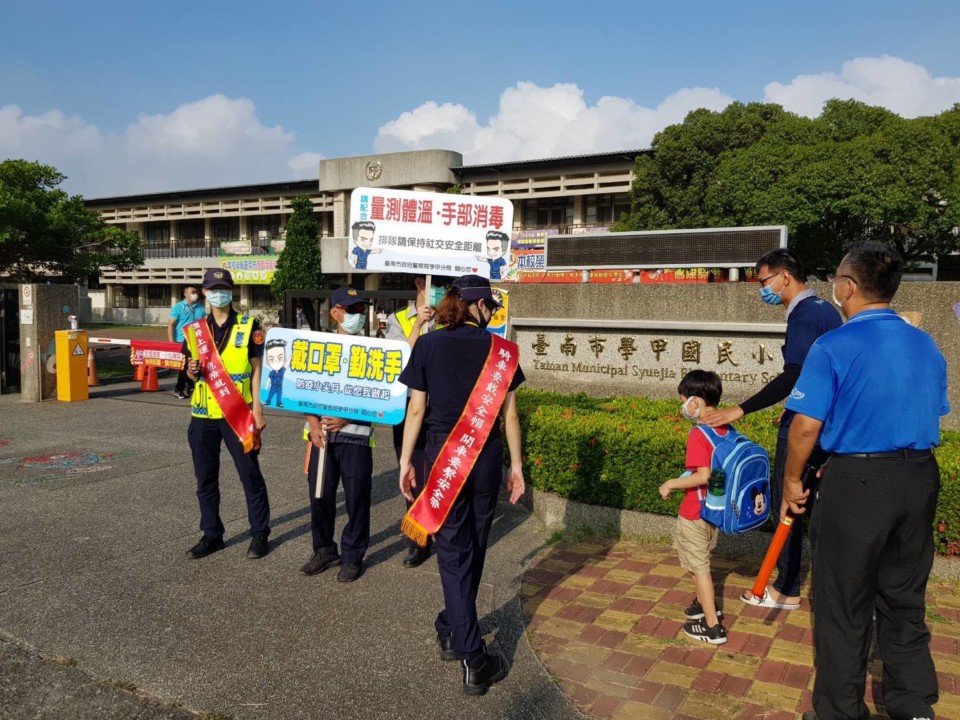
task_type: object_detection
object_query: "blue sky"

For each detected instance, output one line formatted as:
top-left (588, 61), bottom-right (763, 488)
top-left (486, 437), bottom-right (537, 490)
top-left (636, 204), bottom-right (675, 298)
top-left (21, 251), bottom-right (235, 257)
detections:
top-left (2, 0), bottom-right (959, 197)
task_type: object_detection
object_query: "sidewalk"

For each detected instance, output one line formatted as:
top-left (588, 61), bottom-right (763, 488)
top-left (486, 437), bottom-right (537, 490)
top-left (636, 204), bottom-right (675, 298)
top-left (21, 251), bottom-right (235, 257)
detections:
top-left (522, 536), bottom-right (960, 720)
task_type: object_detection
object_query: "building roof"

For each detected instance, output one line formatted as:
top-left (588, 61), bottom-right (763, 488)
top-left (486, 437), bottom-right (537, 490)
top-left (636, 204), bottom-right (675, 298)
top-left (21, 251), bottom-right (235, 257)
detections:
top-left (84, 148), bottom-right (650, 206)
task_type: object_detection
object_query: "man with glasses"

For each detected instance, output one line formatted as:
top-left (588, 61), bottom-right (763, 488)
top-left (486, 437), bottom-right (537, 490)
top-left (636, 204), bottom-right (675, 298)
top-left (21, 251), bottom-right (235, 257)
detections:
top-left (784, 242), bottom-right (947, 720)
top-left (700, 248), bottom-right (841, 610)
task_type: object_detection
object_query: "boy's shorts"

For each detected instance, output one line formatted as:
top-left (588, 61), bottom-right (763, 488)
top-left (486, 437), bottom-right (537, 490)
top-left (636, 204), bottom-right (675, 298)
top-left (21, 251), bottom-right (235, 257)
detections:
top-left (673, 516), bottom-right (718, 575)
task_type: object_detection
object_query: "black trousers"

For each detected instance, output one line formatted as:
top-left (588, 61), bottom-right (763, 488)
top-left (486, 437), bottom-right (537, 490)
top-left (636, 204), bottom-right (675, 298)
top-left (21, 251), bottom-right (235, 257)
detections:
top-left (307, 441), bottom-right (373, 565)
top-left (810, 453), bottom-right (940, 720)
top-left (393, 421), bottom-right (429, 550)
top-left (427, 433), bottom-right (503, 664)
top-left (175, 364), bottom-right (194, 395)
top-left (188, 418), bottom-right (270, 540)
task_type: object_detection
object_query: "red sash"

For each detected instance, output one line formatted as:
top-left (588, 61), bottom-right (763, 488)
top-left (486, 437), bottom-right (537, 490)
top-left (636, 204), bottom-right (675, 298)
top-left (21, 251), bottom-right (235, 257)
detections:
top-left (187, 320), bottom-right (258, 453)
top-left (401, 333), bottom-right (520, 546)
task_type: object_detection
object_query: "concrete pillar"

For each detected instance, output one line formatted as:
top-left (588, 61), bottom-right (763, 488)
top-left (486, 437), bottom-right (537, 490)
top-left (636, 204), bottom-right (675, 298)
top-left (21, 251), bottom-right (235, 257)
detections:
top-left (332, 191), bottom-right (349, 237)
top-left (19, 284), bottom-right (81, 403)
top-left (573, 196), bottom-right (584, 229)
top-left (239, 215), bottom-right (249, 241)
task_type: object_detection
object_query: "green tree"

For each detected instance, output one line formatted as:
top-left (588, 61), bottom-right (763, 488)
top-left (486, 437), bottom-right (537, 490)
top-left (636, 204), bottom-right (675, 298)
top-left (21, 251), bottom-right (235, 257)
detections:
top-left (271, 195), bottom-right (322, 299)
top-left (616, 100), bottom-right (960, 274)
top-left (0, 159), bottom-right (143, 281)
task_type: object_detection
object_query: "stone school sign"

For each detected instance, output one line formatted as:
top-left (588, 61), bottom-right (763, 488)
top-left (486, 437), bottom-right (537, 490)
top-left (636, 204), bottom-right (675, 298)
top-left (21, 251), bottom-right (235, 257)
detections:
top-left (504, 282), bottom-right (960, 429)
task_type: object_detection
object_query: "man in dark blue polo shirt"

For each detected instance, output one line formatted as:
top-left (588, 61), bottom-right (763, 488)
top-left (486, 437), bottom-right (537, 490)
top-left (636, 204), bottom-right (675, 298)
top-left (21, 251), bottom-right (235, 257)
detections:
top-left (783, 242), bottom-right (949, 720)
top-left (701, 248), bottom-right (841, 609)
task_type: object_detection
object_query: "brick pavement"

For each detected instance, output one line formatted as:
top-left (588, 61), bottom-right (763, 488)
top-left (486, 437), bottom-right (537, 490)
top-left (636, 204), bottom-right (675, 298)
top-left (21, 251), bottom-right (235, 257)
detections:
top-left (522, 536), bottom-right (960, 720)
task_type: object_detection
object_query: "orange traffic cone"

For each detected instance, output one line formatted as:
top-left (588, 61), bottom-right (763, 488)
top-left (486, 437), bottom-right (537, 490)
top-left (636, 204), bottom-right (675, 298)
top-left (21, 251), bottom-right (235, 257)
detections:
top-left (141, 365), bottom-right (159, 392)
top-left (87, 351), bottom-right (100, 386)
top-left (133, 363), bottom-right (145, 382)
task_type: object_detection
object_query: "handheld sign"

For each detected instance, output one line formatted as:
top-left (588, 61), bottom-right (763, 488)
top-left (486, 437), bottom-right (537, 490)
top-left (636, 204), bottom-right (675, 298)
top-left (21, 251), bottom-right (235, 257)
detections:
top-left (348, 187), bottom-right (514, 280)
top-left (258, 327), bottom-right (410, 425)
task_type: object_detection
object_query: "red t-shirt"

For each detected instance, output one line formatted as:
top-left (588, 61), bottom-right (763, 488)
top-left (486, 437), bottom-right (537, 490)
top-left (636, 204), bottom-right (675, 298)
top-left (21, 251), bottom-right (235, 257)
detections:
top-left (677, 425), bottom-right (729, 520)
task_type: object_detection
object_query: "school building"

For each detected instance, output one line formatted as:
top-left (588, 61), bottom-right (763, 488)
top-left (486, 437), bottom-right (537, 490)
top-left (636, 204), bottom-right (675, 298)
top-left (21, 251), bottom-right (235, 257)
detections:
top-left (83, 148), bottom-right (640, 324)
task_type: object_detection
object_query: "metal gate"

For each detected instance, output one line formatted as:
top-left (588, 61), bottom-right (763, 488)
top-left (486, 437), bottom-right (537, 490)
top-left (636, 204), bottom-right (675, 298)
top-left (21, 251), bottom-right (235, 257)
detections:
top-left (0, 285), bottom-right (20, 394)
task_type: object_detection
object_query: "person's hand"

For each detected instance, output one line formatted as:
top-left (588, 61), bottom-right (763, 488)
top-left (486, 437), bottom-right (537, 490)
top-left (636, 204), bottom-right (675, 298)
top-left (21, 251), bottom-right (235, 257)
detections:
top-left (188, 359), bottom-right (201, 376)
top-left (399, 460), bottom-right (417, 502)
top-left (308, 424), bottom-right (326, 449)
top-left (252, 407), bottom-right (266, 432)
top-left (321, 416), bottom-right (348, 433)
top-left (507, 465), bottom-right (525, 504)
top-left (658, 479), bottom-right (674, 500)
top-left (415, 305), bottom-right (435, 326)
top-left (773, 408), bottom-right (786, 426)
top-left (782, 478), bottom-right (810, 516)
top-left (698, 405), bottom-right (744, 428)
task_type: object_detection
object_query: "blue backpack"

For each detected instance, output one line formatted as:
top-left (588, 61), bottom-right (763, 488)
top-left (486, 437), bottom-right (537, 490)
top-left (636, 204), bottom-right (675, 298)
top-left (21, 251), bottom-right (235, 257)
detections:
top-left (695, 425), bottom-right (771, 534)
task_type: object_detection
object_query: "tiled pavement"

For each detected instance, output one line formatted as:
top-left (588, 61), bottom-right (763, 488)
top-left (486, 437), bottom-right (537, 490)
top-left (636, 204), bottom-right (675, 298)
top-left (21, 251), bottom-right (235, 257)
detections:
top-left (522, 536), bottom-right (960, 720)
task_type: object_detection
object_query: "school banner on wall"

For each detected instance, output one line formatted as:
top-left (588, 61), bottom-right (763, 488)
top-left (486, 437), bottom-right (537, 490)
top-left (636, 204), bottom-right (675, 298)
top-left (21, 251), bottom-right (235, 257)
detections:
top-left (218, 256), bottom-right (277, 285)
top-left (258, 327), bottom-right (410, 425)
top-left (348, 187), bottom-right (514, 279)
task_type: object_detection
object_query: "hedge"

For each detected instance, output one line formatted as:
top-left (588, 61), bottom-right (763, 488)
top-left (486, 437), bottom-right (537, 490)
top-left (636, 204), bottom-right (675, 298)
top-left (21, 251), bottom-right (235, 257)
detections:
top-left (516, 388), bottom-right (960, 555)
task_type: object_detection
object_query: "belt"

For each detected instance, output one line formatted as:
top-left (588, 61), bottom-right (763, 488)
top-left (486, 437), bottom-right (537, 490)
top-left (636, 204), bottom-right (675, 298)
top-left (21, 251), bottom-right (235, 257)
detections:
top-left (832, 449), bottom-right (933, 459)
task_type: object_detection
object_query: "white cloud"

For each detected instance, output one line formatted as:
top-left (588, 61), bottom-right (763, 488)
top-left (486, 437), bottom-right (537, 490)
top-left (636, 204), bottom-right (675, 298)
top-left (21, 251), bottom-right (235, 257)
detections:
top-left (0, 95), bottom-right (323, 197)
top-left (375, 81), bottom-right (733, 163)
top-left (763, 56), bottom-right (960, 118)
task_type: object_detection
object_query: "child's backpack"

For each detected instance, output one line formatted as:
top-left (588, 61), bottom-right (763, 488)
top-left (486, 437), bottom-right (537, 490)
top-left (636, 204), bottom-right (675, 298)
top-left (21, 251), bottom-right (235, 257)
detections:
top-left (695, 425), bottom-right (770, 534)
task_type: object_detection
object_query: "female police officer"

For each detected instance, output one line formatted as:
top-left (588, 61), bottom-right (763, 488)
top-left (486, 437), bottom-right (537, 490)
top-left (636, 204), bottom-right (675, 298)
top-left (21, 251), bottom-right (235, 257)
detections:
top-left (397, 274), bottom-right (526, 696)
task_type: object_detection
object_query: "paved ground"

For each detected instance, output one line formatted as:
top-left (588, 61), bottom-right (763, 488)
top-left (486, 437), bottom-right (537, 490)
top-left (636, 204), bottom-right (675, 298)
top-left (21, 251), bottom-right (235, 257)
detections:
top-left (523, 536), bottom-right (960, 720)
top-left (0, 380), bottom-right (580, 720)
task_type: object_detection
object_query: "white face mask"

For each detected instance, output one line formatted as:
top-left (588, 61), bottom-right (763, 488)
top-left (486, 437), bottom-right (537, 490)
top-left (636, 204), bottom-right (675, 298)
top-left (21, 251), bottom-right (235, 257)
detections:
top-left (681, 396), bottom-right (701, 421)
top-left (831, 284), bottom-right (844, 309)
top-left (187, 292), bottom-right (199, 303)
top-left (206, 289), bottom-right (233, 308)
top-left (339, 312), bottom-right (365, 335)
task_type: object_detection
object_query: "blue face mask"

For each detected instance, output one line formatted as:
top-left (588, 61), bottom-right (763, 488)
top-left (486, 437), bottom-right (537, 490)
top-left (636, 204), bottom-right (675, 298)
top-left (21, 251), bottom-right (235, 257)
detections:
top-left (428, 286), bottom-right (445, 307)
top-left (339, 312), bottom-right (365, 335)
top-left (206, 289), bottom-right (233, 308)
top-left (759, 285), bottom-right (782, 305)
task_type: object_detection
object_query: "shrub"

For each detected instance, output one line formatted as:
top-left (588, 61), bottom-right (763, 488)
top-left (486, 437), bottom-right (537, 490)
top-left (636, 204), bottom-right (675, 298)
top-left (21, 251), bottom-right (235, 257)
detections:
top-left (517, 388), bottom-right (960, 555)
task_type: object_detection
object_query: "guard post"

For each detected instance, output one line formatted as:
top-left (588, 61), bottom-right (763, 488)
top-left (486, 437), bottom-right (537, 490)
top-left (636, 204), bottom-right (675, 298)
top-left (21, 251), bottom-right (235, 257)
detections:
top-left (55, 329), bottom-right (89, 402)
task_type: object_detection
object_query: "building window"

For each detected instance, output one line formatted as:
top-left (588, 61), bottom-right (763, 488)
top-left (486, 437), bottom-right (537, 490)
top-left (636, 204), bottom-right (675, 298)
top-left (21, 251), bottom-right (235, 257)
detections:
top-left (585, 193), bottom-right (631, 225)
top-left (146, 285), bottom-right (171, 307)
top-left (177, 219), bottom-right (205, 248)
top-left (113, 285), bottom-right (140, 309)
top-left (144, 222), bottom-right (171, 246)
top-left (211, 217), bottom-right (240, 241)
top-left (522, 198), bottom-right (573, 230)
top-left (248, 214), bottom-right (282, 243)
top-left (249, 285), bottom-right (276, 308)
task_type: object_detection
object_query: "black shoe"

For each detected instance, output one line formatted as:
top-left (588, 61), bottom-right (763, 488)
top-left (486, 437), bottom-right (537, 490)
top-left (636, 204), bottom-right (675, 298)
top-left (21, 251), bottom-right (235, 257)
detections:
top-left (462, 652), bottom-right (508, 696)
top-left (682, 619), bottom-right (728, 645)
top-left (173, 390), bottom-right (187, 399)
top-left (337, 562), bottom-right (363, 582)
top-left (187, 536), bottom-right (225, 559)
top-left (246, 534), bottom-right (269, 559)
top-left (300, 548), bottom-right (340, 575)
top-left (403, 545), bottom-right (431, 568)
top-left (276, 403), bottom-right (284, 408)
top-left (438, 634), bottom-right (457, 662)
top-left (684, 597), bottom-right (724, 620)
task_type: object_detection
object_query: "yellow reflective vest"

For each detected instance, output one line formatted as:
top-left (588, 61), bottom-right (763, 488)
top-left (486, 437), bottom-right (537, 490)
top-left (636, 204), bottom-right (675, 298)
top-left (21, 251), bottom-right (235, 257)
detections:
top-left (190, 316), bottom-right (255, 419)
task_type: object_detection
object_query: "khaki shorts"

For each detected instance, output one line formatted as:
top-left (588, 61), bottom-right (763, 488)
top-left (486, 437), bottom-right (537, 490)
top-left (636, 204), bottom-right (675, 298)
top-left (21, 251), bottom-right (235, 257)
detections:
top-left (673, 516), bottom-right (719, 575)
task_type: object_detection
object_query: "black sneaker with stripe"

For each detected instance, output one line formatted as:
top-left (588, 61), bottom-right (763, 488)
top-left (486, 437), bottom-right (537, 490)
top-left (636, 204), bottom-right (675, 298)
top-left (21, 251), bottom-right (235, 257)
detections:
top-left (682, 619), bottom-right (728, 645)
top-left (684, 597), bottom-right (724, 620)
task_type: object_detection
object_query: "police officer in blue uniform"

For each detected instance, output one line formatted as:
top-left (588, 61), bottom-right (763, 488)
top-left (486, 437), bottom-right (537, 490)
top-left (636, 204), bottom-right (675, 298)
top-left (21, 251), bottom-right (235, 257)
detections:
top-left (299, 287), bottom-right (375, 583)
top-left (398, 275), bottom-right (526, 696)
top-left (184, 268), bottom-right (270, 560)
top-left (783, 243), bottom-right (949, 720)
top-left (701, 248), bottom-right (842, 609)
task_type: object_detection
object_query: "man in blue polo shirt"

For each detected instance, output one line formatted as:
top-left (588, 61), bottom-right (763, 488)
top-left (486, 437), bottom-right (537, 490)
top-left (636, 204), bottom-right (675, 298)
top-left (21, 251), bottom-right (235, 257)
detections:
top-left (701, 248), bottom-right (841, 610)
top-left (783, 242), bottom-right (949, 720)
top-left (168, 284), bottom-right (205, 398)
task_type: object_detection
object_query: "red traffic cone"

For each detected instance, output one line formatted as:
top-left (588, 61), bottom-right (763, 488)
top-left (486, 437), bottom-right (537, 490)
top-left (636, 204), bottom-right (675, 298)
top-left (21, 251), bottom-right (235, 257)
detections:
top-left (141, 365), bottom-right (159, 392)
top-left (133, 363), bottom-right (145, 382)
top-left (87, 351), bottom-right (100, 386)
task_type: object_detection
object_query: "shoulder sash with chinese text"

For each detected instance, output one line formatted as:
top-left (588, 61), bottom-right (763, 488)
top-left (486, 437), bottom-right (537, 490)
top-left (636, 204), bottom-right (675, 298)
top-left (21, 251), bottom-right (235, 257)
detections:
top-left (401, 333), bottom-right (519, 546)
top-left (187, 319), bottom-right (257, 453)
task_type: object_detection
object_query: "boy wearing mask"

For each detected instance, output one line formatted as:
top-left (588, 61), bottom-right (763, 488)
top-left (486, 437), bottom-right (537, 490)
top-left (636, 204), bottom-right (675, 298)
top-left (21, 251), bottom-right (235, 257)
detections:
top-left (300, 287), bottom-right (375, 583)
top-left (659, 370), bottom-right (730, 645)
